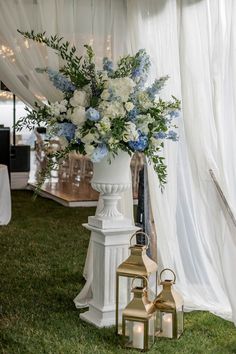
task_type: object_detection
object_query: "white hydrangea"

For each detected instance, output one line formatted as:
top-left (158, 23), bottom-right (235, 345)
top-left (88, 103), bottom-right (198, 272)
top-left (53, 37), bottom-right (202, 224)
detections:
top-left (49, 102), bottom-right (61, 116)
top-left (137, 91), bottom-right (153, 110)
top-left (95, 117), bottom-right (111, 136)
top-left (150, 137), bottom-right (161, 148)
top-left (70, 90), bottom-right (90, 107)
top-left (136, 113), bottom-right (154, 135)
top-left (104, 77), bottom-right (135, 102)
top-left (108, 137), bottom-right (119, 149)
top-left (101, 89), bottom-right (110, 101)
top-left (70, 106), bottom-right (86, 126)
top-left (98, 101), bottom-right (126, 119)
top-left (58, 99), bottom-right (68, 113)
top-left (122, 122), bottom-right (139, 142)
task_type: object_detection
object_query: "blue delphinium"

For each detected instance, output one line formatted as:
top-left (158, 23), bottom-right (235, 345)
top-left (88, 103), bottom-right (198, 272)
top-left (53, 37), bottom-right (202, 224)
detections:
top-left (146, 76), bottom-right (169, 99)
top-left (86, 108), bottom-right (100, 122)
top-left (154, 131), bottom-right (167, 139)
top-left (131, 49), bottom-right (151, 86)
top-left (169, 110), bottom-right (180, 118)
top-left (57, 122), bottom-right (76, 142)
top-left (91, 144), bottom-right (109, 162)
top-left (167, 130), bottom-right (178, 141)
top-left (128, 132), bottom-right (148, 151)
top-left (47, 68), bottom-right (76, 93)
top-left (103, 57), bottom-right (113, 75)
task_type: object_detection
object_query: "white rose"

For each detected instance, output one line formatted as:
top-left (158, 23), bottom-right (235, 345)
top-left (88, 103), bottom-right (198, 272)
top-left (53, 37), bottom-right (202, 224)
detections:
top-left (70, 90), bottom-right (89, 107)
top-left (84, 144), bottom-right (95, 156)
top-left (125, 102), bottom-right (134, 112)
top-left (71, 106), bottom-right (86, 126)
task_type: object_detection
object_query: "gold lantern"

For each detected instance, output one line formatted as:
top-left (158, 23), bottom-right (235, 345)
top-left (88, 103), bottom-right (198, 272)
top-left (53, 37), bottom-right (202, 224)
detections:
top-left (116, 231), bottom-right (158, 335)
top-left (154, 268), bottom-right (184, 339)
top-left (122, 277), bottom-right (156, 351)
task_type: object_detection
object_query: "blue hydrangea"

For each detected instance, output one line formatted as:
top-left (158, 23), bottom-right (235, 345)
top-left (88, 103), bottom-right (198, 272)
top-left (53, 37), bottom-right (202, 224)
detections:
top-left (57, 122), bottom-right (76, 142)
top-left (103, 57), bottom-right (113, 74)
top-left (167, 130), bottom-right (178, 141)
top-left (91, 144), bottom-right (109, 162)
top-left (128, 107), bottom-right (139, 121)
top-left (47, 69), bottom-right (76, 93)
top-left (128, 132), bottom-right (148, 151)
top-left (146, 76), bottom-right (169, 99)
top-left (86, 108), bottom-right (100, 121)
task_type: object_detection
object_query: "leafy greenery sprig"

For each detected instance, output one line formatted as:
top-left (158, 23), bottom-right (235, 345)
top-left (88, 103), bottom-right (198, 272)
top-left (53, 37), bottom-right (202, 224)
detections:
top-left (17, 30), bottom-right (90, 88)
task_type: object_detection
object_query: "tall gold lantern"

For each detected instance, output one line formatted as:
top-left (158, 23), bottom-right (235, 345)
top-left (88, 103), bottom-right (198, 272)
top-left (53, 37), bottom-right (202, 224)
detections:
top-left (116, 231), bottom-right (158, 335)
top-left (122, 277), bottom-right (157, 351)
top-left (154, 268), bottom-right (184, 339)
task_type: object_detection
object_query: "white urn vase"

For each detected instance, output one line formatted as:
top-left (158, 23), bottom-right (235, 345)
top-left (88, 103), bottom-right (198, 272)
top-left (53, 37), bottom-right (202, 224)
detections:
top-left (88, 150), bottom-right (132, 229)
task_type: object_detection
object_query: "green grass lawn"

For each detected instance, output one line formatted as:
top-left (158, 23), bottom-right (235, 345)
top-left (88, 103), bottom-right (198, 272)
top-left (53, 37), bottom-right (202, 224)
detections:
top-left (0, 191), bottom-right (236, 354)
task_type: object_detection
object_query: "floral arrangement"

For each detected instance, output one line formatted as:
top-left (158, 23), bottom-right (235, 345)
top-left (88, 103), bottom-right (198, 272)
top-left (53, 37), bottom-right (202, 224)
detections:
top-left (17, 30), bottom-right (180, 187)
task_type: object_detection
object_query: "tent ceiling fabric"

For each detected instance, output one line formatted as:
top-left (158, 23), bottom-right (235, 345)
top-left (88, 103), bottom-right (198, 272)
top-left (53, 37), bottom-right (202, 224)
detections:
top-left (0, 0), bottom-right (235, 325)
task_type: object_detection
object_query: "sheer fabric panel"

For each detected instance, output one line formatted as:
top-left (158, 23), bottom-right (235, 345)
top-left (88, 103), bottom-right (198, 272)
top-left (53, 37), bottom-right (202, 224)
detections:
top-left (127, 0), bottom-right (235, 323)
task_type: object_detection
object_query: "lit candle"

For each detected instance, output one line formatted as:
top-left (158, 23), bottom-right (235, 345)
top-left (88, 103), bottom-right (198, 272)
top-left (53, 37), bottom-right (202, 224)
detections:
top-left (132, 323), bottom-right (144, 349)
top-left (162, 313), bottom-right (173, 338)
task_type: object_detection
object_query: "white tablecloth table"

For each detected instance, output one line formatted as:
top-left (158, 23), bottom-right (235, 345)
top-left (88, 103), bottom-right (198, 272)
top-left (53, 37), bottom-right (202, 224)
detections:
top-left (0, 164), bottom-right (11, 225)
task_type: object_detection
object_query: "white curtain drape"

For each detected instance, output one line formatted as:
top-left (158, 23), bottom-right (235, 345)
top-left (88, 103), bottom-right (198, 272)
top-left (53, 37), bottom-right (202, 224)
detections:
top-left (127, 0), bottom-right (236, 324)
top-left (1, 0), bottom-right (236, 324)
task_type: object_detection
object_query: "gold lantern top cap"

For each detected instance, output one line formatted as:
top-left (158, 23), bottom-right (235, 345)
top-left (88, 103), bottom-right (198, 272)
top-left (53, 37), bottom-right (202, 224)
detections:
top-left (123, 277), bottom-right (156, 320)
top-left (116, 231), bottom-right (158, 277)
top-left (154, 268), bottom-right (183, 311)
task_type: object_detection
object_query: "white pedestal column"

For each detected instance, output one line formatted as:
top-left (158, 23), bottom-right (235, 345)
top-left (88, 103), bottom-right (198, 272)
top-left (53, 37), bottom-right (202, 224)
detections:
top-left (80, 223), bottom-right (139, 328)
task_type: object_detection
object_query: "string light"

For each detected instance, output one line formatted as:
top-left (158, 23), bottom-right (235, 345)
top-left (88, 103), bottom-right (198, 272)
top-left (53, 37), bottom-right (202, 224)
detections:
top-left (24, 39), bottom-right (30, 49)
top-left (0, 44), bottom-right (15, 62)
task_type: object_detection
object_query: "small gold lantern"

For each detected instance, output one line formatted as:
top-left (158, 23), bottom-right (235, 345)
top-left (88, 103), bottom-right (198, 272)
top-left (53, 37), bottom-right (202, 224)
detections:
top-left (154, 268), bottom-right (184, 339)
top-left (122, 277), bottom-right (156, 351)
top-left (116, 231), bottom-right (158, 335)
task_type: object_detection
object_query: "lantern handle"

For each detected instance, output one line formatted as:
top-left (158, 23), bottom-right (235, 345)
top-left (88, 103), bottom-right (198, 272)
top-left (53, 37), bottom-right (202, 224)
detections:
top-left (129, 231), bottom-right (150, 249)
top-left (131, 276), bottom-right (149, 290)
top-left (160, 268), bottom-right (176, 284)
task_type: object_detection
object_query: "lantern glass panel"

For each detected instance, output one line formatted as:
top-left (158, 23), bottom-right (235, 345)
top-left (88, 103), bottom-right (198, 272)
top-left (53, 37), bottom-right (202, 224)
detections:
top-left (124, 320), bottom-right (144, 350)
top-left (148, 314), bottom-right (156, 348)
top-left (117, 276), bottom-right (133, 334)
top-left (124, 318), bottom-right (155, 350)
top-left (157, 311), bottom-right (174, 338)
top-left (177, 307), bottom-right (184, 337)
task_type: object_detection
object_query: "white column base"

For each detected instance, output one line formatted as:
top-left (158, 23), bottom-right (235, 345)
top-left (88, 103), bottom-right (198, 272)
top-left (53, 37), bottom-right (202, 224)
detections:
top-left (80, 223), bottom-right (140, 328)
